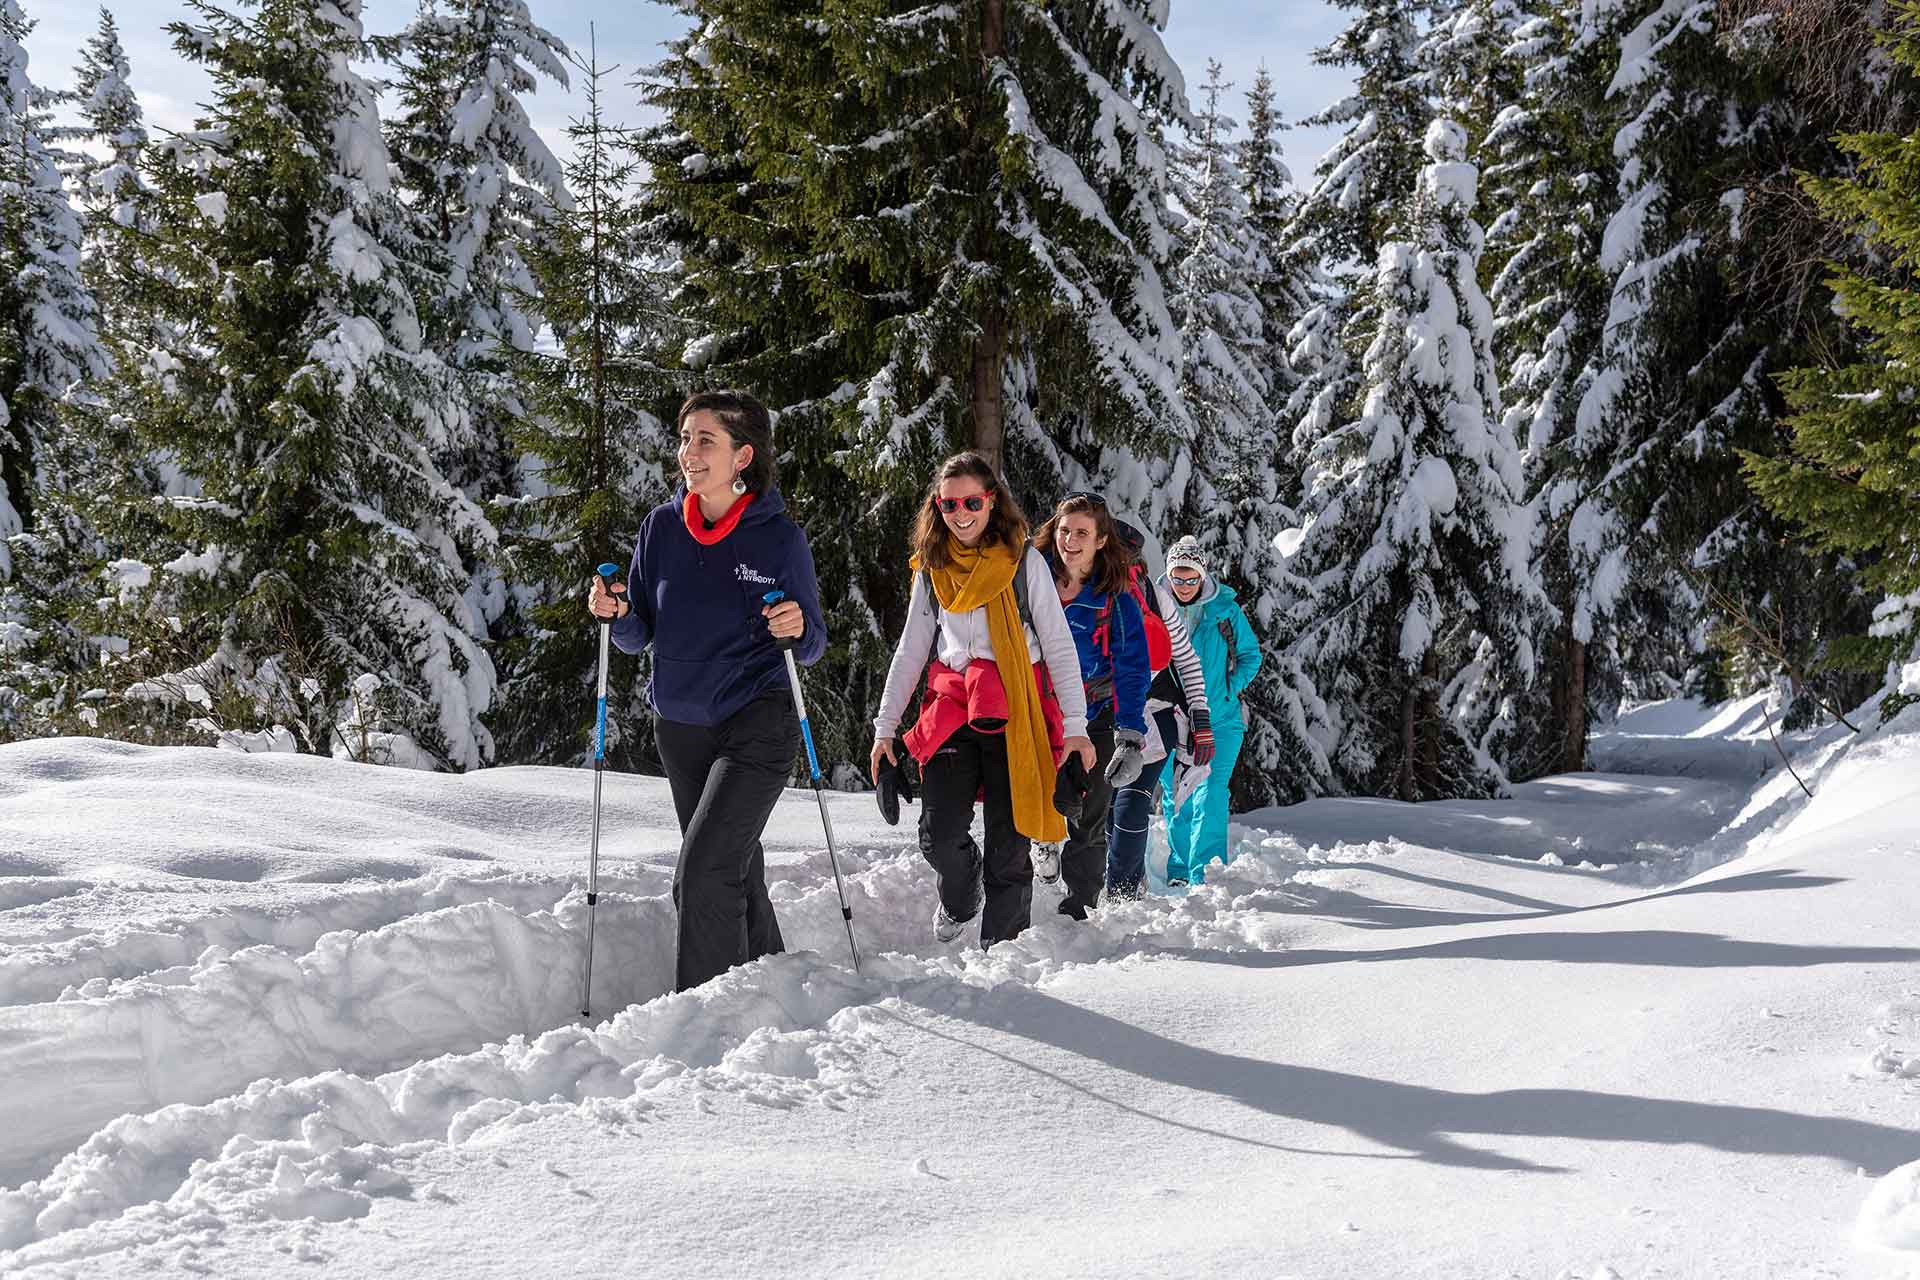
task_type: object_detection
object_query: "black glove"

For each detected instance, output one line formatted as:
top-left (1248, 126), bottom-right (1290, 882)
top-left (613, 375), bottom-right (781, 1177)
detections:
top-left (875, 756), bottom-right (916, 826)
top-left (1052, 752), bottom-right (1090, 825)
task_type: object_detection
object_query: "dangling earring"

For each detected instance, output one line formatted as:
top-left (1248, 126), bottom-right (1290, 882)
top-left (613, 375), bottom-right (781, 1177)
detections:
top-left (731, 473), bottom-right (748, 496)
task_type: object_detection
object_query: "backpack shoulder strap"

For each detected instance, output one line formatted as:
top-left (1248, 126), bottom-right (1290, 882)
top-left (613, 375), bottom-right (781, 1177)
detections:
top-left (1012, 541), bottom-right (1035, 634)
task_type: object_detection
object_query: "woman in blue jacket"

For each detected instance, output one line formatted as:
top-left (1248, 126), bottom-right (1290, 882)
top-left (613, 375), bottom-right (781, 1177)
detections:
top-left (587, 390), bottom-right (826, 992)
top-left (1157, 536), bottom-right (1261, 887)
top-left (1034, 493), bottom-right (1151, 920)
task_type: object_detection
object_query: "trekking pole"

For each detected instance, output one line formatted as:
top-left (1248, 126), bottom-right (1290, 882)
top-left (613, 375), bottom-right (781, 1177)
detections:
top-left (762, 590), bottom-right (861, 974)
top-left (581, 561), bottom-right (621, 1019)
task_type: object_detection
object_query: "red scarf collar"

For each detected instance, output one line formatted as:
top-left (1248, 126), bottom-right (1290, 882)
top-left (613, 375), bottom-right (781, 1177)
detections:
top-left (683, 490), bottom-right (755, 545)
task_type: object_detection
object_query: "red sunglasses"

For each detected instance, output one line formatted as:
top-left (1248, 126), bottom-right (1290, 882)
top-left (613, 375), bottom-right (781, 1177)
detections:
top-left (936, 494), bottom-right (989, 514)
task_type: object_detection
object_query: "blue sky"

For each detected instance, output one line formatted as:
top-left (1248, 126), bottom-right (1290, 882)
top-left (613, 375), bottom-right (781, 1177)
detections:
top-left (20, 1), bottom-right (1351, 180)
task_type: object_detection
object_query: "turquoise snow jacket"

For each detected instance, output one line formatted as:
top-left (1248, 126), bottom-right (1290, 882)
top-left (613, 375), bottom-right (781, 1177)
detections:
top-left (1158, 574), bottom-right (1262, 729)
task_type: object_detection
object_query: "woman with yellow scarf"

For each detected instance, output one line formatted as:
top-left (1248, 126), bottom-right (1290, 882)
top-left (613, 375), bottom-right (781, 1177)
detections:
top-left (870, 453), bottom-right (1095, 947)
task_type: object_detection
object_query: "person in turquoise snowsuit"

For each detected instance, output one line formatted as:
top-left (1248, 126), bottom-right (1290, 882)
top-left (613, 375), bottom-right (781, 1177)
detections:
top-left (1157, 536), bottom-right (1261, 885)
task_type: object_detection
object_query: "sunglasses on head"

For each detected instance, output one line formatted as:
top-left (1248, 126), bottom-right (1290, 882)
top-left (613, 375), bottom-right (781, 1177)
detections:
top-left (936, 494), bottom-right (989, 514)
top-left (1062, 490), bottom-right (1107, 510)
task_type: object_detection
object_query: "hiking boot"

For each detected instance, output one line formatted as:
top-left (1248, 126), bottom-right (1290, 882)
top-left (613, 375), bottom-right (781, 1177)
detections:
top-left (933, 900), bottom-right (968, 943)
top-left (1031, 843), bottom-right (1061, 885)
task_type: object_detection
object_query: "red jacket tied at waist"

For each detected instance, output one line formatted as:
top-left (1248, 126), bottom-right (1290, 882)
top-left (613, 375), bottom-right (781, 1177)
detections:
top-left (904, 659), bottom-right (1065, 766)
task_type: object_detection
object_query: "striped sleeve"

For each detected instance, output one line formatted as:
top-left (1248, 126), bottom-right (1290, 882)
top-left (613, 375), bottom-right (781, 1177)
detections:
top-left (1156, 586), bottom-right (1210, 716)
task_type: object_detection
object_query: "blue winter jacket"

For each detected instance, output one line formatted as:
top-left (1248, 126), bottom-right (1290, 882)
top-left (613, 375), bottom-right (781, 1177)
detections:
top-left (1059, 573), bottom-right (1150, 736)
top-left (609, 484), bottom-right (826, 726)
top-left (1158, 574), bottom-right (1261, 729)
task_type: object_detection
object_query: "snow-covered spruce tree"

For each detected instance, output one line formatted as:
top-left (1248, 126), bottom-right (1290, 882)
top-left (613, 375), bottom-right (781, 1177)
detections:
top-left (0, 0), bottom-right (113, 737)
top-left (490, 40), bottom-right (674, 770)
top-left (637, 0), bottom-right (1190, 772)
top-left (1477, 0), bottom-right (1631, 775)
top-left (633, 8), bottom-right (885, 775)
top-left (99, 0), bottom-right (497, 768)
top-left (1743, 1), bottom-right (1920, 718)
top-left (1284, 0), bottom-right (1431, 518)
top-left (1285, 120), bottom-right (1547, 801)
top-left (1570, 0), bottom-right (1877, 729)
top-left (1421, 0), bottom-right (1533, 143)
top-left (1236, 64), bottom-right (1310, 470)
top-left (1163, 60), bottom-right (1331, 806)
top-left (1167, 60), bottom-right (1273, 559)
top-left (381, 0), bottom-right (570, 507)
top-left (48, 9), bottom-right (150, 242)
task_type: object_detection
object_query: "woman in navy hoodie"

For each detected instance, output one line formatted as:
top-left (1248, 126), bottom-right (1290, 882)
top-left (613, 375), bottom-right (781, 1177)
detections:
top-left (1033, 493), bottom-right (1152, 920)
top-left (586, 390), bottom-right (826, 992)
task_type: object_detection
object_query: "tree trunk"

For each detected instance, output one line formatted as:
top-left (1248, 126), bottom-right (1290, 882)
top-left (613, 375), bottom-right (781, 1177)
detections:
top-left (970, 309), bottom-right (1006, 472)
top-left (970, 0), bottom-right (1007, 472)
top-left (1397, 676), bottom-right (1418, 802)
top-left (1417, 649), bottom-right (1441, 798)
top-left (1561, 637), bottom-right (1587, 774)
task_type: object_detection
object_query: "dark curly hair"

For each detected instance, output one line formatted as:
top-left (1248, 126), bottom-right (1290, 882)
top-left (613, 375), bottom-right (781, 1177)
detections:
top-left (678, 389), bottom-right (776, 495)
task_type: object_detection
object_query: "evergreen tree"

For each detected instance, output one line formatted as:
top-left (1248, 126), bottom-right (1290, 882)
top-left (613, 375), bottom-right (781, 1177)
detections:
top-left (1164, 60), bottom-right (1331, 806)
top-left (0, 0), bottom-right (114, 735)
top-left (1296, 0), bottom-right (1431, 270)
top-left (0, 0), bottom-right (110, 554)
top-left (1571, 0), bottom-right (1873, 729)
top-left (490, 38), bottom-right (673, 769)
top-left (1284, 0), bottom-right (1431, 527)
top-left (1286, 120), bottom-right (1546, 800)
top-left (49, 9), bottom-right (149, 235)
top-left (1166, 60), bottom-right (1272, 551)
top-left (636, 0), bottom-right (1191, 771)
top-left (1481, 0), bottom-right (1629, 774)
top-left (1420, 0), bottom-right (1531, 144)
top-left (1236, 65), bottom-right (1304, 441)
top-left (1743, 2), bottom-right (1920, 701)
top-left (97, 0), bottom-right (497, 768)
top-left (383, 0), bottom-right (571, 504)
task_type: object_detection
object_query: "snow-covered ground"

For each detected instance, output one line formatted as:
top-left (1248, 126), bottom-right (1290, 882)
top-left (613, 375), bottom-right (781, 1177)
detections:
top-left (1, 692), bottom-right (1917, 1278)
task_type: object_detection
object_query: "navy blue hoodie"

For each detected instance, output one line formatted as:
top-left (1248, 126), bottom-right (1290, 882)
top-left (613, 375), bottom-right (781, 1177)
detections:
top-left (609, 484), bottom-right (827, 726)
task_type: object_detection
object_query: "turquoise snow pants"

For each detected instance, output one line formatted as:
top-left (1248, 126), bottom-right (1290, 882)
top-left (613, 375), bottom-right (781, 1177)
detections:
top-left (1162, 718), bottom-right (1244, 885)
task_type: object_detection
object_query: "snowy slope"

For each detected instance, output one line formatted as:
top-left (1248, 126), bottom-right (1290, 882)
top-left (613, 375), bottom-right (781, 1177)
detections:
top-left (0, 698), bottom-right (1917, 1278)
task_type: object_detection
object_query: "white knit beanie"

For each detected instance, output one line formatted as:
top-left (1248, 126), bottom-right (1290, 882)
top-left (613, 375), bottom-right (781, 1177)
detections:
top-left (1165, 536), bottom-right (1207, 575)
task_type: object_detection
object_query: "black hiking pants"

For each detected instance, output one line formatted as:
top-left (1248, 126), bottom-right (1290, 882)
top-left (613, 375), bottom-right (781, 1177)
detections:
top-left (654, 690), bottom-right (796, 992)
top-left (917, 725), bottom-right (1033, 947)
top-left (1059, 708), bottom-right (1116, 919)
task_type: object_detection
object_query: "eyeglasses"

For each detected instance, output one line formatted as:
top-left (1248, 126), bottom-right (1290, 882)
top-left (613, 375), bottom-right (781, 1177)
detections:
top-left (1061, 491), bottom-right (1106, 510)
top-left (936, 494), bottom-right (989, 514)
top-left (1168, 573), bottom-right (1203, 587)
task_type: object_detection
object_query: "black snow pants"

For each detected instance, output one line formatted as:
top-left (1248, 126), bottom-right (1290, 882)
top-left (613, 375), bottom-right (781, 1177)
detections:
top-left (1059, 708), bottom-right (1116, 919)
top-left (654, 690), bottom-right (797, 991)
top-left (917, 725), bottom-right (1034, 947)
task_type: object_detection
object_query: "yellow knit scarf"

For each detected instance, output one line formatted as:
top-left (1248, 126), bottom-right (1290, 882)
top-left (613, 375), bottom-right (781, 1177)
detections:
top-left (922, 537), bottom-right (1065, 843)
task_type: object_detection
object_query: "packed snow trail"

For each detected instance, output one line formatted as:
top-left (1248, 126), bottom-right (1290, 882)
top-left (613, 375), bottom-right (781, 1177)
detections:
top-left (0, 698), bottom-right (1916, 1277)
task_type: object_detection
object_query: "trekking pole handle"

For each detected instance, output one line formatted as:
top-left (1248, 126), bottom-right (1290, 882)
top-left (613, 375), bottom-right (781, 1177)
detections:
top-left (761, 588), bottom-right (799, 652)
top-left (594, 561), bottom-right (622, 625)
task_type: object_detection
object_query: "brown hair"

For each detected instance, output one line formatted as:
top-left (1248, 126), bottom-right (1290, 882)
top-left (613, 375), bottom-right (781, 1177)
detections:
top-left (1034, 494), bottom-right (1130, 596)
top-left (909, 452), bottom-right (1029, 570)
top-left (678, 389), bottom-right (776, 495)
